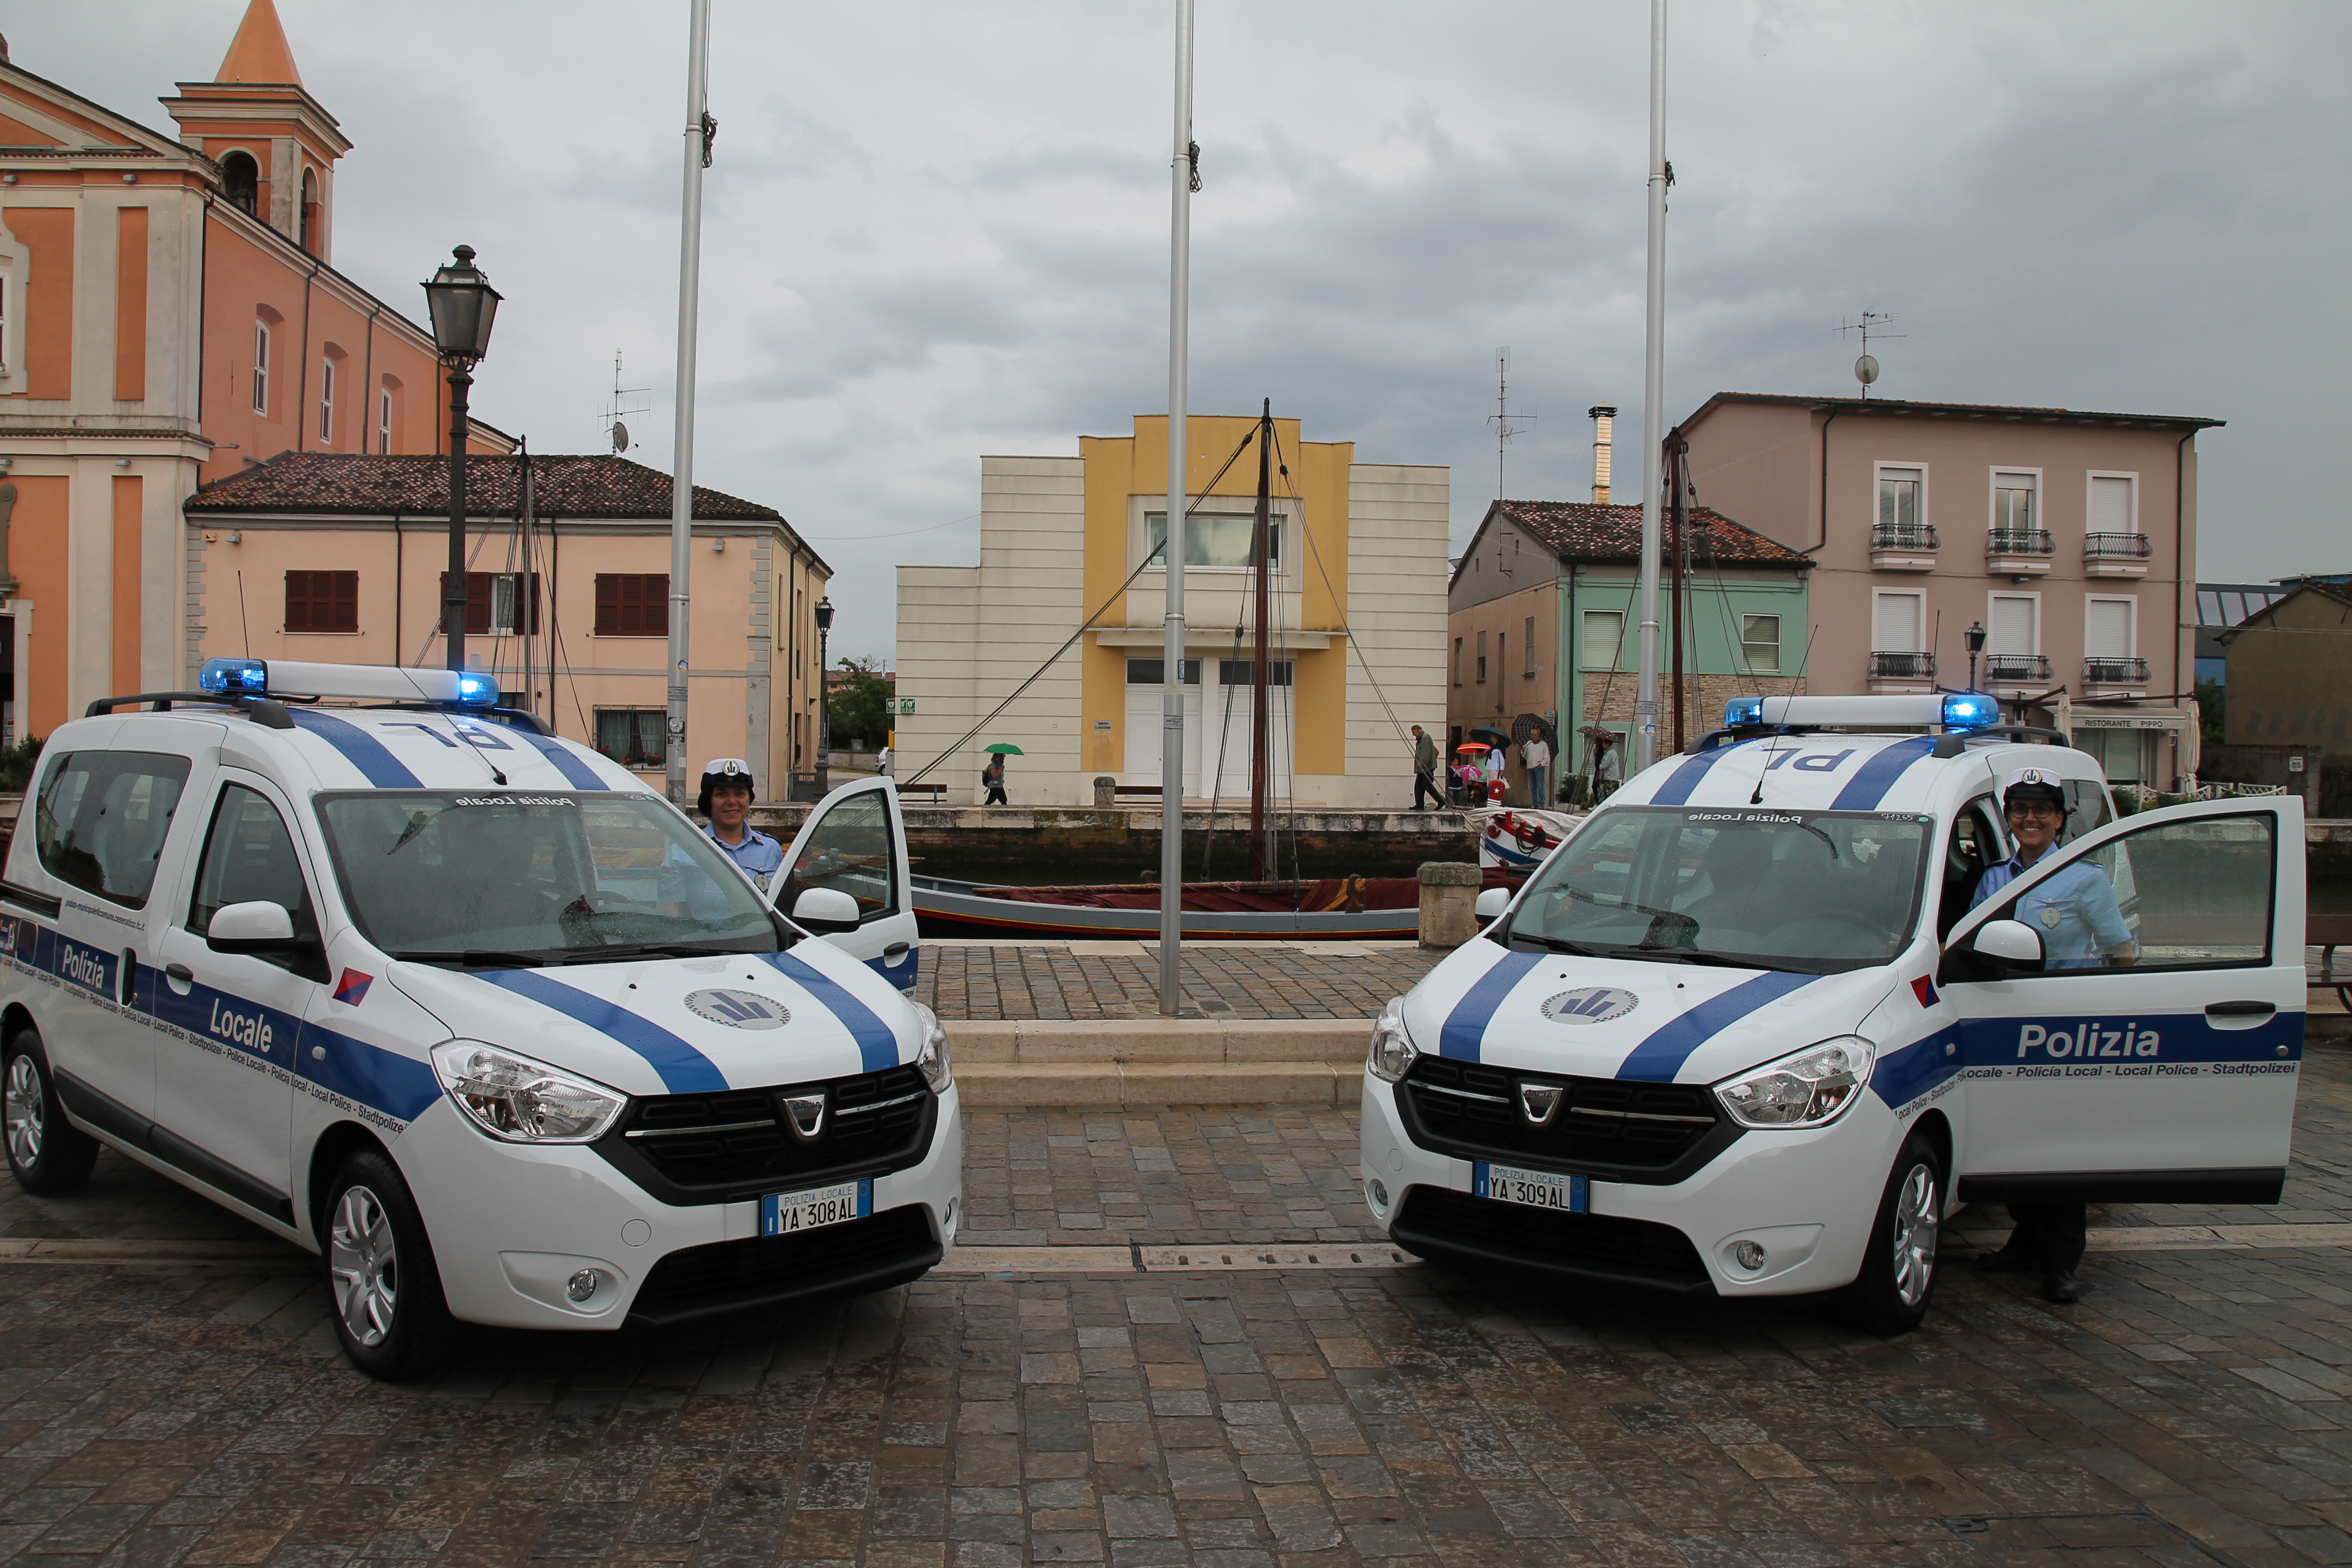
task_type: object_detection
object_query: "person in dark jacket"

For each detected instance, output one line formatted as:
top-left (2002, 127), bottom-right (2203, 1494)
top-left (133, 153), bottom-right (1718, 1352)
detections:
top-left (982, 754), bottom-right (1009, 805)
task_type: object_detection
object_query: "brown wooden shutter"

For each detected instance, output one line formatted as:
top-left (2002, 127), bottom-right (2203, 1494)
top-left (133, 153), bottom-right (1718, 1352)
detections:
top-left (285, 570), bottom-right (357, 633)
top-left (595, 574), bottom-right (667, 636)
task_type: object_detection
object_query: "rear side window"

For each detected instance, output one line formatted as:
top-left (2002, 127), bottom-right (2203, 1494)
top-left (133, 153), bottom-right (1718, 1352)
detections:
top-left (33, 750), bottom-right (192, 908)
top-left (2063, 778), bottom-right (2113, 846)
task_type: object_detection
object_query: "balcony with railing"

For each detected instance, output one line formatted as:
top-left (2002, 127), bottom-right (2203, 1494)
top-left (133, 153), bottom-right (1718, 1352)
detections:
top-left (1868, 524), bottom-right (1939, 571)
top-left (1984, 651), bottom-right (2051, 684)
top-left (1868, 650), bottom-right (1936, 691)
top-left (1985, 528), bottom-right (2055, 575)
top-left (2084, 532), bottom-right (2154, 578)
top-left (2083, 655), bottom-right (2150, 688)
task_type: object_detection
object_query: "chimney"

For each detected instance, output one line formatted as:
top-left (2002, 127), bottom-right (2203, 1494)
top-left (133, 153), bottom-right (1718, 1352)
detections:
top-left (1587, 405), bottom-right (1617, 504)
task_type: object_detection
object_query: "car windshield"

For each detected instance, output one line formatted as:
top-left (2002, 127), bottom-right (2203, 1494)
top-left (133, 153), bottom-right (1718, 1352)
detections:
top-left (1503, 805), bottom-right (1934, 974)
top-left (315, 791), bottom-right (787, 967)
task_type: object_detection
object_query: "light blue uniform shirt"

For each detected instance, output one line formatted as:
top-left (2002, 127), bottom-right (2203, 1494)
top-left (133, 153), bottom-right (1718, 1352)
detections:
top-left (1970, 851), bottom-right (2135, 970)
top-left (659, 826), bottom-right (787, 923)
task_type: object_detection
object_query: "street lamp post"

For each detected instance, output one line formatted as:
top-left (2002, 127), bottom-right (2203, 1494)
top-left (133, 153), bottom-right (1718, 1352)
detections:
top-left (420, 246), bottom-right (501, 677)
top-left (814, 596), bottom-right (834, 799)
top-left (1964, 619), bottom-right (1987, 693)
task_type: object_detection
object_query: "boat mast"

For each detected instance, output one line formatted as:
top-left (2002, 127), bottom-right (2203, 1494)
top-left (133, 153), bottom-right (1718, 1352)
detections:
top-left (1157, 0), bottom-right (1195, 1016)
top-left (1633, 0), bottom-right (1668, 772)
top-left (1249, 398), bottom-right (1272, 881)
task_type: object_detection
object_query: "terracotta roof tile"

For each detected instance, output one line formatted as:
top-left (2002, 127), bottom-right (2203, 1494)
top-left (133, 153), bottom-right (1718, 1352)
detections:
top-left (184, 451), bottom-right (783, 522)
top-left (1493, 500), bottom-right (1808, 566)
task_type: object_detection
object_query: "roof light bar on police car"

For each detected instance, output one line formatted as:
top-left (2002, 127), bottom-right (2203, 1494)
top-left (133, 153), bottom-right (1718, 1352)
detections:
top-left (1719, 693), bottom-right (2002, 733)
top-left (198, 658), bottom-right (498, 706)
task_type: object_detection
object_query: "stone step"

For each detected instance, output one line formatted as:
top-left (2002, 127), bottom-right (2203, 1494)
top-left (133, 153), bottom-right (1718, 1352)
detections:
top-left (955, 1059), bottom-right (1359, 1109)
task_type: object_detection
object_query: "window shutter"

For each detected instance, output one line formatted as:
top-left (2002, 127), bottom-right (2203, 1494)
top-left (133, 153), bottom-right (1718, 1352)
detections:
top-left (2087, 599), bottom-right (2133, 657)
top-left (1991, 596), bottom-right (2035, 653)
top-left (1873, 594), bottom-right (1922, 652)
top-left (596, 574), bottom-right (668, 636)
top-left (2090, 476), bottom-right (2132, 533)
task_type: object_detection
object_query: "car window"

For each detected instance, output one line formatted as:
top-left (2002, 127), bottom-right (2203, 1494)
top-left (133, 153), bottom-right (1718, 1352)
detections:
top-left (33, 750), bottom-right (192, 909)
top-left (1980, 810), bottom-right (2272, 974)
top-left (2062, 778), bottom-right (2112, 845)
top-left (190, 783), bottom-right (324, 977)
top-left (1937, 797), bottom-right (2006, 939)
top-left (780, 791), bottom-right (898, 922)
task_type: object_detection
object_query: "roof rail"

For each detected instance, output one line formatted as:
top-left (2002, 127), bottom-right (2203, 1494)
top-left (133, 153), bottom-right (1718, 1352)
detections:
top-left (1931, 725), bottom-right (2070, 758)
top-left (84, 690), bottom-right (296, 729)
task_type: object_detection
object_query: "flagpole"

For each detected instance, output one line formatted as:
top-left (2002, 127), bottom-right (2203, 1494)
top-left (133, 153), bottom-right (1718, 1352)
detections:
top-left (663, 0), bottom-right (712, 805)
top-left (1158, 0), bottom-right (1195, 1017)
top-left (1632, 0), bottom-right (1668, 772)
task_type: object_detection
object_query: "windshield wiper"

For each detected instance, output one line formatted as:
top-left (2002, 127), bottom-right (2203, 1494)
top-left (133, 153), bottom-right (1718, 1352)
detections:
top-left (551, 941), bottom-right (772, 965)
top-left (1600, 946), bottom-right (1767, 970)
top-left (394, 949), bottom-right (554, 970)
top-left (1507, 933), bottom-right (1610, 956)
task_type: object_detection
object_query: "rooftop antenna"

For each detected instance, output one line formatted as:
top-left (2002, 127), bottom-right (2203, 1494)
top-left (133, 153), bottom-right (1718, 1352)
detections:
top-left (1836, 311), bottom-right (1903, 399)
top-left (1488, 347), bottom-right (1534, 500)
top-left (598, 349), bottom-right (652, 453)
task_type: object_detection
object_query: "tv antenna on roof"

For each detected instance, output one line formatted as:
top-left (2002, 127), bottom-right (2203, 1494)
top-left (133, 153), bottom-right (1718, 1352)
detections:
top-left (598, 350), bottom-right (652, 453)
top-left (1488, 347), bottom-right (1534, 499)
top-left (1836, 311), bottom-right (1903, 399)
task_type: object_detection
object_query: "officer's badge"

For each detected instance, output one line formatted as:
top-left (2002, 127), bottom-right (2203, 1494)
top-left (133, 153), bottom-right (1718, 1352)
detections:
top-left (2039, 906), bottom-right (2062, 928)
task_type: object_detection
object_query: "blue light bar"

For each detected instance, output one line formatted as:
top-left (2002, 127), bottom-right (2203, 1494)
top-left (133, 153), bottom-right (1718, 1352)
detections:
top-left (1941, 692), bottom-right (2001, 731)
top-left (199, 657), bottom-right (269, 695)
top-left (1722, 696), bottom-right (1765, 728)
top-left (451, 672), bottom-right (499, 706)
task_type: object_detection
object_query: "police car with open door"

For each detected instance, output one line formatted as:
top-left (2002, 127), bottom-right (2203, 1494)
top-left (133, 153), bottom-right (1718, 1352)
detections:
top-left (0, 660), bottom-right (959, 1378)
top-left (1360, 693), bottom-right (2303, 1330)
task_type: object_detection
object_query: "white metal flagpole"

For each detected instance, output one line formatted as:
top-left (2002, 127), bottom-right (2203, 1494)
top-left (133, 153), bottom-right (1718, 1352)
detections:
top-left (1158, 0), bottom-right (1195, 1017)
top-left (664, 0), bottom-right (712, 806)
top-left (1633, 0), bottom-right (1668, 772)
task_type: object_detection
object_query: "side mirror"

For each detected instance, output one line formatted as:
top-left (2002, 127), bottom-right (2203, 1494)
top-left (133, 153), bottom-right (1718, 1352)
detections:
top-left (205, 900), bottom-right (299, 954)
top-left (1946, 917), bottom-right (2044, 980)
top-left (792, 887), bottom-right (861, 931)
top-left (1473, 887), bottom-right (1511, 920)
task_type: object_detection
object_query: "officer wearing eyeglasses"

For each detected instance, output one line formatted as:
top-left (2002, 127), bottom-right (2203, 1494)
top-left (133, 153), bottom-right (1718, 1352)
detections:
top-left (1965, 765), bottom-right (2136, 1305)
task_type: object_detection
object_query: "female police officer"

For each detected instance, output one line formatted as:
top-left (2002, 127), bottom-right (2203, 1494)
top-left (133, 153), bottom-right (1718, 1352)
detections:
top-left (1967, 765), bottom-right (2137, 1304)
top-left (658, 758), bottom-right (787, 922)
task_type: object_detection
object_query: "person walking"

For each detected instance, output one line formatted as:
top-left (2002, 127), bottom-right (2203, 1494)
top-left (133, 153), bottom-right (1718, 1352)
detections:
top-left (981, 753), bottom-right (1009, 805)
top-left (1521, 731), bottom-right (1551, 808)
top-left (1411, 726), bottom-right (1443, 810)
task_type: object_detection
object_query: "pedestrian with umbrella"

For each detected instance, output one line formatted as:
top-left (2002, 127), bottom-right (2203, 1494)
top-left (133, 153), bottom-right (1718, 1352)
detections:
top-left (982, 743), bottom-right (1020, 805)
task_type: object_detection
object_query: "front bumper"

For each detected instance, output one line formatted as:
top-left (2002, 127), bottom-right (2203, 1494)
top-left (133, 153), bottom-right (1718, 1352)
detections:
top-left (1359, 1071), bottom-right (1892, 1297)
top-left (396, 1082), bottom-right (963, 1332)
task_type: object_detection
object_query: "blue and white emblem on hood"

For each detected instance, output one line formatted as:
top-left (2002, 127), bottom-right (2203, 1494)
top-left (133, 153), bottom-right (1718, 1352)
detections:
top-left (684, 989), bottom-right (791, 1030)
top-left (1542, 987), bottom-right (1638, 1025)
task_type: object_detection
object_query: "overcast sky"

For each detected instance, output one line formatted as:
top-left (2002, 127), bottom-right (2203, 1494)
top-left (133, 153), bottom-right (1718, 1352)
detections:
top-left (13, 1), bottom-right (2346, 663)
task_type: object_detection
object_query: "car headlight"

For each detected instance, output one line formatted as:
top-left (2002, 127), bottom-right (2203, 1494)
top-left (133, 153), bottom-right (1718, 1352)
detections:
top-left (1366, 997), bottom-right (1418, 1084)
top-left (910, 1002), bottom-right (952, 1093)
top-left (428, 1041), bottom-right (626, 1143)
top-left (1713, 1036), bottom-right (1875, 1130)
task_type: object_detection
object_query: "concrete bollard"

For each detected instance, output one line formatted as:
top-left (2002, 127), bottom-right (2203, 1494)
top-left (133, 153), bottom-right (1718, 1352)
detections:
top-left (1093, 776), bottom-right (1116, 808)
top-left (1418, 862), bottom-right (1482, 950)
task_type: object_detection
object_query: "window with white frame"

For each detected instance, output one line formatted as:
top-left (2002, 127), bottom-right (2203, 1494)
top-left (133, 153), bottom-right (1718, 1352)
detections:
top-left (1877, 465), bottom-right (1924, 537)
top-left (2089, 474), bottom-right (2136, 534)
top-left (252, 320), bottom-right (270, 413)
top-left (318, 356), bottom-right (334, 444)
top-left (1740, 613), bottom-right (1782, 673)
top-left (1142, 511), bottom-right (1278, 569)
top-left (378, 386), bottom-right (393, 453)
top-left (2086, 596), bottom-right (2135, 658)
top-left (1872, 592), bottom-right (1923, 653)
top-left (1989, 595), bottom-right (2037, 651)
top-left (1991, 471), bottom-right (2038, 535)
top-left (1581, 609), bottom-right (1624, 671)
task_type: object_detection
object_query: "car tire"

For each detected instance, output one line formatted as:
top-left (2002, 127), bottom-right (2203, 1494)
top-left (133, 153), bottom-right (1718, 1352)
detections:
top-left (1831, 1131), bottom-right (1943, 1335)
top-left (4, 1026), bottom-right (100, 1196)
top-left (323, 1147), bottom-right (460, 1380)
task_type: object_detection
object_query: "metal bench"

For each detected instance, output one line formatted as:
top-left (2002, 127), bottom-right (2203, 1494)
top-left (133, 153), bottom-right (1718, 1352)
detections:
top-left (2315, 914), bottom-right (2352, 1011)
top-left (899, 781), bottom-right (949, 802)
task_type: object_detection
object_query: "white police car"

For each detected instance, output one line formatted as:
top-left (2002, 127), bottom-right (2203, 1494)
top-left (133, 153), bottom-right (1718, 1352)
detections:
top-left (1362, 693), bottom-right (2304, 1330)
top-left (0, 660), bottom-right (960, 1377)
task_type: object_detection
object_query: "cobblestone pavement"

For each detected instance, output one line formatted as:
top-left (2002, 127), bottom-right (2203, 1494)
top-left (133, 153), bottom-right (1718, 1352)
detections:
top-left (916, 945), bottom-right (1442, 1022)
top-left (8, 1057), bottom-right (2352, 1567)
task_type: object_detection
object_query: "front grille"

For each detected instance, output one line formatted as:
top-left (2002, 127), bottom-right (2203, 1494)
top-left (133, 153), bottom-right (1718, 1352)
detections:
top-left (595, 1064), bottom-right (935, 1205)
top-left (1398, 1057), bottom-right (1738, 1184)
top-left (1391, 1185), bottom-right (1711, 1295)
top-left (628, 1205), bottom-right (942, 1328)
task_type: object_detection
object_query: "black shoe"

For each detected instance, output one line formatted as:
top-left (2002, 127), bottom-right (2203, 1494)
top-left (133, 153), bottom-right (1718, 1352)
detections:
top-left (1976, 1249), bottom-right (2037, 1276)
top-left (2041, 1270), bottom-right (2083, 1304)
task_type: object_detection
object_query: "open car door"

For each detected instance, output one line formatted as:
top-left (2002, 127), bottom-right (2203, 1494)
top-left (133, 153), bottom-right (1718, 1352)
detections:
top-left (774, 777), bottom-right (919, 991)
top-left (1940, 794), bottom-right (2304, 1206)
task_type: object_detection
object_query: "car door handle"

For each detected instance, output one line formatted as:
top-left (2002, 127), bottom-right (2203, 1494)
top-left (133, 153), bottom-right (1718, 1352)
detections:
top-left (882, 942), bottom-right (912, 961)
top-left (165, 963), bottom-right (194, 983)
top-left (2206, 1001), bottom-right (2275, 1017)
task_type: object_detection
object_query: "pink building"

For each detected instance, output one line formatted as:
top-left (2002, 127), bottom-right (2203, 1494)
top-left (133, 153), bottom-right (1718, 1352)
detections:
top-left (1678, 393), bottom-right (2222, 788)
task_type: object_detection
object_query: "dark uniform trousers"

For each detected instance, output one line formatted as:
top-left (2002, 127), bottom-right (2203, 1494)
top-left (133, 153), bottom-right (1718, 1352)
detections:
top-left (2004, 1201), bottom-right (2088, 1275)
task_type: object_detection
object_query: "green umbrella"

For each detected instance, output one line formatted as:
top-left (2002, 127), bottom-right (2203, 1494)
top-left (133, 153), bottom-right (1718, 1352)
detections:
top-left (984, 743), bottom-right (1025, 755)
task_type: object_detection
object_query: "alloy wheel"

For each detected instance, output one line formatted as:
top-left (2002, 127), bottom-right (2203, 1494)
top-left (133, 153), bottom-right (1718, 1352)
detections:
top-left (329, 1184), bottom-right (400, 1347)
top-left (4, 1054), bottom-right (43, 1169)
top-left (1889, 1162), bottom-right (1937, 1308)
